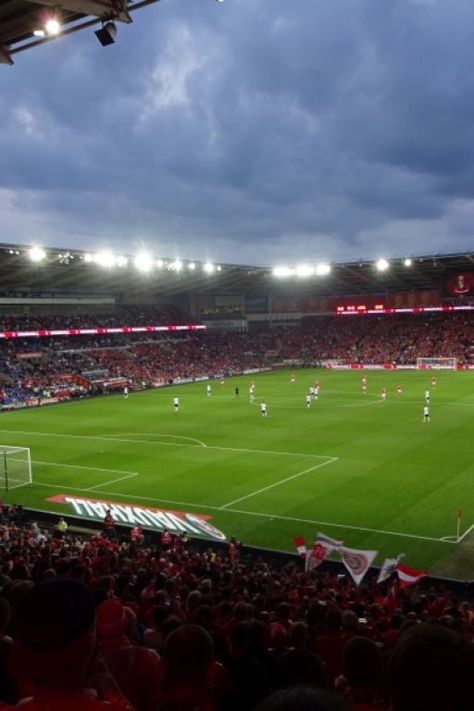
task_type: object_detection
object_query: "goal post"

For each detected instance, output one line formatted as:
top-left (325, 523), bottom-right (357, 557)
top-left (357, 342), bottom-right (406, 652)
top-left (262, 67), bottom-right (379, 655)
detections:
top-left (416, 357), bottom-right (457, 370)
top-left (0, 447), bottom-right (32, 491)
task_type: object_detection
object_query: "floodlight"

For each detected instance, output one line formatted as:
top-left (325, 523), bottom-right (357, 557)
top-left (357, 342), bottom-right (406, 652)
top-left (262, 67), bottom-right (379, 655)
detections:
top-left (188, 262), bottom-right (196, 271)
top-left (273, 266), bottom-right (294, 277)
top-left (376, 258), bottom-right (389, 272)
top-left (203, 262), bottom-right (215, 273)
top-left (83, 253), bottom-right (93, 263)
top-left (115, 255), bottom-right (128, 267)
top-left (315, 263), bottom-right (331, 276)
top-left (28, 246), bottom-right (46, 263)
top-left (45, 18), bottom-right (61, 35)
top-left (216, 265), bottom-right (222, 272)
top-left (33, 29), bottom-right (46, 37)
top-left (156, 259), bottom-right (164, 268)
top-left (134, 252), bottom-right (153, 272)
top-left (170, 259), bottom-right (183, 272)
top-left (404, 258), bottom-right (412, 267)
top-left (94, 251), bottom-right (116, 268)
top-left (295, 265), bottom-right (314, 278)
top-left (95, 21), bottom-right (117, 47)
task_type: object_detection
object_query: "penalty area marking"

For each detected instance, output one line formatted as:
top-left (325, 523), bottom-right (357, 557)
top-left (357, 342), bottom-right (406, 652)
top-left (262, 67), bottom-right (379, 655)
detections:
top-left (220, 457), bottom-right (338, 509)
top-left (99, 432), bottom-right (207, 448)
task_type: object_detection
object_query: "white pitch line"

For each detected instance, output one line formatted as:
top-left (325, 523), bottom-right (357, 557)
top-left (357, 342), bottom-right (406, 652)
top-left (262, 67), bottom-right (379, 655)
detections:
top-left (456, 523), bottom-right (474, 543)
top-left (220, 457), bottom-right (338, 509)
top-left (86, 472), bottom-right (139, 491)
top-left (33, 459), bottom-right (138, 476)
top-left (0, 429), bottom-right (333, 459)
top-left (100, 432), bottom-right (208, 448)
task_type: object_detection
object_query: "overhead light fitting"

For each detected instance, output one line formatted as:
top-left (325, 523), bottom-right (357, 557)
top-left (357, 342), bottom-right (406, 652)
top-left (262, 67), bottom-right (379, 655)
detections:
top-left (28, 246), bottom-right (46, 263)
top-left (376, 258), bottom-right (389, 272)
top-left (45, 17), bottom-right (61, 36)
top-left (95, 21), bottom-right (117, 47)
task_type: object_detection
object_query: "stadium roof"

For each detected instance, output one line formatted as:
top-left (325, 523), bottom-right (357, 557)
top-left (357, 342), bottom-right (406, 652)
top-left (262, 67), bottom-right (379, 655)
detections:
top-left (0, 243), bottom-right (472, 299)
top-left (0, 0), bottom-right (160, 64)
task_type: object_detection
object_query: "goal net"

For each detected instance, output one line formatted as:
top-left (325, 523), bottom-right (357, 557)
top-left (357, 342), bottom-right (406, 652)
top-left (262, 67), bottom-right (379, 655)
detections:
top-left (416, 357), bottom-right (458, 370)
top-left (0, 446), bottom-right (32, 491)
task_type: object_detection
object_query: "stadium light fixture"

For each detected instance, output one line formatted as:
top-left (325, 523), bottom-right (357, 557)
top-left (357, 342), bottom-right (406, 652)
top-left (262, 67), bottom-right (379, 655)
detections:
top-left (295, 265), bottom-right (315, 278)
top-left (94, 251), bottom-right (116, 268)
top-left (376, 258), bottom-right (389, 272)
top-left (28, 246), bottom-right (46, 263)
top-left (404, 258), bottom-right (413, 267)
top-left (273, 266), bottom-right (294, 277)
top-left (83, 253), bottom-right (93, 263)
top-left (315, 263), bottom-right (331, 276)
top-left (45, 17), bottom-right (61, 36)
top-left (115, 255), bottom-right (128, 268)
top-left (156, 259), bottom-right (164, 268)
top-left (95, 21), bottom-right (117, 47)
top-left (134, 252), bottom-right (153, 273)
top-left (33, 29), bottom-right (46, 37)
top-left (170, 259), bottom-right (183, 272)
top-left (217, 265), bottom-right (222, 272)
top-left (203, 262), bottom-right (215, 274)
top-left (188, 262), bottom-right (196, 271)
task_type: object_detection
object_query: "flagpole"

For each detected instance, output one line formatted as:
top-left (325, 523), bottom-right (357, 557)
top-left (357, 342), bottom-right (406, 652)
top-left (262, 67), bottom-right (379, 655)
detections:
top-left (456, 510), bottom-right (463, 540)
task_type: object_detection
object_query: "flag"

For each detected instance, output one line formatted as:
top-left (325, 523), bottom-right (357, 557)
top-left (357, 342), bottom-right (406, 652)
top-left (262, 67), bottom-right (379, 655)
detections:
top-left (305, 542), bottom-right (330, 572)
top-left (305, 532), bottom-right (344, 572)
top-left (294, 536), bottom-right (307, 558)
top-left (339, 546), bottom-right (378, 585)
top-left (316, 532), bottom-right (344, 549)
top-left (377, 553), bottom-right (405, 584)
top-left (396, 563), bottom-right (427, 588)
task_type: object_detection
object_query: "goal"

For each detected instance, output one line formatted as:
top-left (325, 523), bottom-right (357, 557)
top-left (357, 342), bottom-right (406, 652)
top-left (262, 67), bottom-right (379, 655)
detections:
top-left (416, 357), bottom-right (458, 370)
top-left (0, 446), bottom-right (32, 491)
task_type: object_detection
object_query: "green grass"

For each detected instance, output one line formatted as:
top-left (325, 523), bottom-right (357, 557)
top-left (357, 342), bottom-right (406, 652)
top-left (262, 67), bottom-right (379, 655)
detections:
top-left (0, 368), bottom-right (473, 579)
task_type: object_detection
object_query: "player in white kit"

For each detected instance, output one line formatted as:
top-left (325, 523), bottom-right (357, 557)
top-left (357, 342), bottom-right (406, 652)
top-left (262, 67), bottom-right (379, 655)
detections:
top-left (260, 402), bottom-right (268, 417)
top-left (173, 396), bottom-right (179, 412)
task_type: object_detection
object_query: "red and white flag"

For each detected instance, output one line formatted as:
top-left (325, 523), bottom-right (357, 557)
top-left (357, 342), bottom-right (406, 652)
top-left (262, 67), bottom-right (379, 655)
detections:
top-left (294, 536), bottom-right (307, 558)
top-left (339, 546), bottom-right (378, 585)
top-left (316, 532), bottom-right (343, 549)
top-left (377, 554), bottom-right (405, 584)
top-left (396, 562), bottom-right (427, 588)
top-left (305, 542), bottom-right (330, 571)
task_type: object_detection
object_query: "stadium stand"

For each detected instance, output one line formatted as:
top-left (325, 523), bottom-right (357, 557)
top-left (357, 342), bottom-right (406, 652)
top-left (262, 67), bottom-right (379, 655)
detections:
top-left (0, 311), bottom-right (473, 409)
top-left (0, 518), bottom-right (471, 709)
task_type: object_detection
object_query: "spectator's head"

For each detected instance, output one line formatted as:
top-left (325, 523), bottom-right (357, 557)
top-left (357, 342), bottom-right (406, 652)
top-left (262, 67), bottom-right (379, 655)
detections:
top-left (163, 623), bottom-right (214, 688)
top-left (387, 623), bottom-right (474, 711)
top-left (256, 686), bottom-right (348, 711)
top-left (12, 578), bottom-right (96, 692)
top-left (343, 636), bottom-right (383, 691)
top-left (96, 598), bottom-right (130, 640)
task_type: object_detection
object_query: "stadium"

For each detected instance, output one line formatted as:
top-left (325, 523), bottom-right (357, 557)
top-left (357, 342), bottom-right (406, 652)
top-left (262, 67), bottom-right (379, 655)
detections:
top-left (2, 2), bottom-right (474, 710)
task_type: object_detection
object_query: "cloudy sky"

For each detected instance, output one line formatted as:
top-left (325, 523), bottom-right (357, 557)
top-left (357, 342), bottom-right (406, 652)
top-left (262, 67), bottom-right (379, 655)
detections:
top-left (1, 0), bottom-right (474, 266)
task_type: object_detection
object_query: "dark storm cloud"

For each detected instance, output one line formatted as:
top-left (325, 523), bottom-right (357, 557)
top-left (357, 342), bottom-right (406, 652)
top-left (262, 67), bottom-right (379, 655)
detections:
top-left (0, 0), bottom-right (473, 265)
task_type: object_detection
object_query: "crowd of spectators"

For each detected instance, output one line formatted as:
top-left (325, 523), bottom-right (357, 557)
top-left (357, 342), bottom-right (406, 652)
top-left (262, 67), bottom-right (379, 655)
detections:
top-left (0, 517), bottom-right (471, 710)
top-left (0, 311), bottom-right (472, 409)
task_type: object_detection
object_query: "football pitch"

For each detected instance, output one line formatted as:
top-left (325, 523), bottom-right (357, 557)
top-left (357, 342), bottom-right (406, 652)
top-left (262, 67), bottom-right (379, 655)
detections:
top-left (0, 368), bottom-right (473, 579)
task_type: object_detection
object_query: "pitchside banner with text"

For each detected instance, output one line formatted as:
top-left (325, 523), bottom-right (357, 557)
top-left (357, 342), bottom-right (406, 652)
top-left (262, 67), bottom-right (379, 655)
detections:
top-left (47, 495), bottom-right (226, 541)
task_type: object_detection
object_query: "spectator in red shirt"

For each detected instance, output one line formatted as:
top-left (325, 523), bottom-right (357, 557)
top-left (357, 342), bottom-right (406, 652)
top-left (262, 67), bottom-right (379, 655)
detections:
top-left (96, 598), bottom-right (160, 711)
top-left (9, 578), bottom-right (134, 711)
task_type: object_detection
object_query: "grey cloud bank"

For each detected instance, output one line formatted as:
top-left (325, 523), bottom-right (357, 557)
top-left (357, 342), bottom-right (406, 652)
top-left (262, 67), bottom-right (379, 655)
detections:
top-left (0, 0), bottom-right (473, 266)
